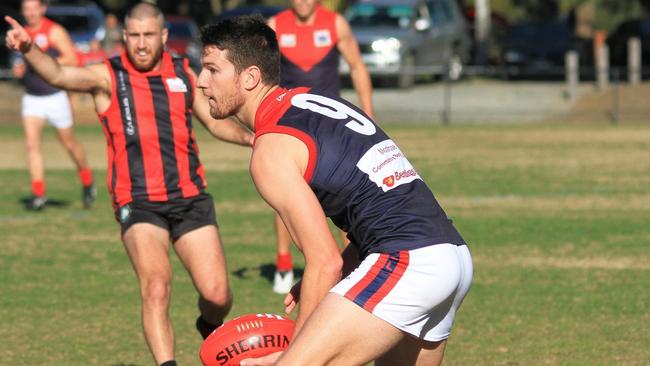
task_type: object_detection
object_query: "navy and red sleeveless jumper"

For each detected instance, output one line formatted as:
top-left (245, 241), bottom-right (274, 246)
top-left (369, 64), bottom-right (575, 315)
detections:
top-left (99, 52), bottom-right (206, 207)
top-left (274, 6), bottom-right (341, 95)
top-left (24, 17), bottom-right (63, 96)
top-left (255, 87), bottom-right (466, 257)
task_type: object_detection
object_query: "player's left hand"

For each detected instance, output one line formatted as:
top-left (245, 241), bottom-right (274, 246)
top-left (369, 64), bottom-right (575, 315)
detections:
top-left (240, 351), bottom-right (283, 366)
top-left (283, 280), bottom-right (301, 314)
top-left (4, 16), bottom-right (32, 54)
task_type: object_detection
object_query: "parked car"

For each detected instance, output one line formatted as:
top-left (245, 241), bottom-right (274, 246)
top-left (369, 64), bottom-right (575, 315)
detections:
top-left (340, 0), bottom-right (471, 88)
top-left (46, 2), bottom-right (105, 55)
top-left (607, 18), bottom-right (650, 77)
top-left (501, 19), bottom-right (592, 79)
top-left (214, 5), bottom-right (284, 21)
top-left (462, 5), bottom-right (510, 65)
top-left (165, 15), bottom-right (201, 71)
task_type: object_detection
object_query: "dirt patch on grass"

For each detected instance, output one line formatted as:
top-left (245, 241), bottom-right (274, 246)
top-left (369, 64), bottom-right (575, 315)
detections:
top-left (568, 82), bottom-right (650, 123)
top-left (444, 193), bottom-right (650, 212)
top-left (474, 254), bottom-right (650, 270)
top-left (0, 128), bottom-right (252, 171)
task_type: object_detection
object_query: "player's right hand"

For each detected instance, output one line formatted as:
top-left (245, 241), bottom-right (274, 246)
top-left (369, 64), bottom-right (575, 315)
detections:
top-left (283, 280), bottom-right (301, 314)
top-left (4, 16), bottom-right (32, 54)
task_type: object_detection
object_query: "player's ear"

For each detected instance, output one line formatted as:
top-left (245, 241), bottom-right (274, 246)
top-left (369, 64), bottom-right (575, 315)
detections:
top-left (161, 27), bottom-right (168, 44)
top-left (242, 65), bottom-right (262, 91)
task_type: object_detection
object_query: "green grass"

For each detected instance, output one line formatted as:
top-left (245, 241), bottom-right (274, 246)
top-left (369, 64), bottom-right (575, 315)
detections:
top-left (0, 122), bottom-right (648, 365)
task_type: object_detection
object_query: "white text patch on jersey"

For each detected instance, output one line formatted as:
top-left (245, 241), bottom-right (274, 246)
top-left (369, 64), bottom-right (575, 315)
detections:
top-left (356, 139), bottom-right (421, 192)
top-left (165, 77), bottom-right (188, 92)
top-left (313, 29), bottom-right (332, 47)
top-left (280, 34), bottom-right (297, 47)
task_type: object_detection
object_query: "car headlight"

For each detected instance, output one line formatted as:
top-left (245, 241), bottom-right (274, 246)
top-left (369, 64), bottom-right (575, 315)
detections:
top-left (505, 50), bottom-right (524, 63)
top-left (371, 38), bottom-right (401, 54)
top-left (186, 42), bottom-right (200, 59)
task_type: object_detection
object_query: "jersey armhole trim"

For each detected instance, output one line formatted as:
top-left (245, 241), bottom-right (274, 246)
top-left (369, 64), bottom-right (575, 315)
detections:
top-left (256, 126), bottom-right (317, 183)
top-left (97, 58), bottom-right (118, 119)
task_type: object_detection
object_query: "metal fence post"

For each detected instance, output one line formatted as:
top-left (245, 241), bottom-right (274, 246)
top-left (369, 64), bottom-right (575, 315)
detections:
top-left (597, 44), bottom-right (609, 90)
top-left (609, 68), bottom-right (620, 125)
top-left (628, 37), bottom-right (641, 85)
top-left (565, 51), bottom-right (579, 101)
top-left (441, 76), bottom-right (451, 125)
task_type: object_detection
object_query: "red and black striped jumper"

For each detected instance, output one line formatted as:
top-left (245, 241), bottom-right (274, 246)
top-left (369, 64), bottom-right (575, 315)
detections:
top-left (99, 51), bottom-right (206, 209)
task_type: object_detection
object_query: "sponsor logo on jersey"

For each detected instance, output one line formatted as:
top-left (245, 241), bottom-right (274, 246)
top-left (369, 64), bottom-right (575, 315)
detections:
top-left (117, 71), bottom-right (135, 136)
top-left (33, 33), bottom-right (49, 50)
top-left (313, 29), bottom-right (332, 47)
top-left (280, 33), bottom-right (297, 47)
top-left (357, 139), bottom-right (421, 192)
top-left (165, 77), bottom-right (188, 92)
top-left (395, 168), bottom-right (417, 180)
top-left (276, 92), bottom-right (287, 102)
top-left (383, 175), bottom-right (395, 187)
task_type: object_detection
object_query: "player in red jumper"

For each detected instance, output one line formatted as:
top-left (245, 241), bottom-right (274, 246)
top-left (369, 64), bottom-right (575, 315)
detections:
top-left (12, 0), bottom-right (95, 210)
top-left (196, 16), bottom-right (472, 366)
top-left (5, 3), bottom-right (254, 366)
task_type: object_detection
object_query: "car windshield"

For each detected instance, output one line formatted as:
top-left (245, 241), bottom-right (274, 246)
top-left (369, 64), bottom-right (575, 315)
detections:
top-left (346, 3), bottom-right (413, 28)
top-left (47, 14), bottom-right (92, 33)
top-left (168, 21), bottom-right (196, 39)
top-left (509, 22), bottom-right (570, 42)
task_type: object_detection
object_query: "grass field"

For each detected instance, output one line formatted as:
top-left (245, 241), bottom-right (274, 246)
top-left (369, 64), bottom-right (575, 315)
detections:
top-left (0, 121), bottom-right (648, 365)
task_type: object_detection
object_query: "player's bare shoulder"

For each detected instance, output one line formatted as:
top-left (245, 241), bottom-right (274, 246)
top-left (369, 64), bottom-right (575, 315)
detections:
top-left (84, 62), bottom-right (113, 110)
top-left (251, 134), bottom-right (309, 180)
top-left (334, 12), bottom-right (352, 36)
top-left (85, 63), bottom-right (112, 92)
top-left (267, 16), bottom-right (277, 31)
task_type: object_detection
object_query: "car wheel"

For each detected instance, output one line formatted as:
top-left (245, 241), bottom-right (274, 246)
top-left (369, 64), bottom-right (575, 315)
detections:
top-left (397, 53), bottom-right (415, 88)
top-left (447, 52), bottom-right (464, 81)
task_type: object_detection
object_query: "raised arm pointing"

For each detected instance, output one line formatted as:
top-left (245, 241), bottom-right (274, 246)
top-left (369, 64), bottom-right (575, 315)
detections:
top-left (4, 15), bottom-right (110, 95)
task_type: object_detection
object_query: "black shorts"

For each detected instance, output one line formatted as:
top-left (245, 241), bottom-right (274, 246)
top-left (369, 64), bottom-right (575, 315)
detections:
top-left (114, 193), bottom-right (218, 242)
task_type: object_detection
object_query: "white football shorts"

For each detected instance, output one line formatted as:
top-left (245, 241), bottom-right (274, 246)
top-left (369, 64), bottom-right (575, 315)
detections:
top-left (330, 243), bottom-right (473, 342)
top-left (22, 91), bottom-right (73, 129)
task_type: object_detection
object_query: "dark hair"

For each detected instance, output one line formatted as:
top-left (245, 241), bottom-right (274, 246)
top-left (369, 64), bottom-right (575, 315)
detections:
top-left (200, 15), bottom-right (280, 85)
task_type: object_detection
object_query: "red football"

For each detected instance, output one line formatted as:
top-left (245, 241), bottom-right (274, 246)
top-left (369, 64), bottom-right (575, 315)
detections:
top-left (199, 313), bottom-right (295, 366)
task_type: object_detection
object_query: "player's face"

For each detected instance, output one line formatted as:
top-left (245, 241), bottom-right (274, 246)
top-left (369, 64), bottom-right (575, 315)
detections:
top-left (197, 46), bottom-right (246, 120)
top-left (21, 0), bottom-right (46, 28)
top-left (123, 17), bottom-right (167, 72)
top-left (292, 0), bottom-right (319, 21)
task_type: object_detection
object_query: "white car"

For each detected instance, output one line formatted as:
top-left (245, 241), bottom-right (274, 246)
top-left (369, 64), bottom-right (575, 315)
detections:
top-left (340, 0), bottom-right (471, 88)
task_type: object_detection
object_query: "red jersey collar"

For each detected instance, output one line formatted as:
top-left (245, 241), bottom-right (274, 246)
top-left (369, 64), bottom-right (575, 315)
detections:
top-left (293, 5), bottom-right (325, 26)
top-left (255, 86), bottom-right (310, 133)
top-left (26, 17), bottom-right (53, 32)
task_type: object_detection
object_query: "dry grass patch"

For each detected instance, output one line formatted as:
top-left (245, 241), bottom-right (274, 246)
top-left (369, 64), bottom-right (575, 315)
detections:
top-left (474, 254), bottom-right (650, 270)
top-left (443, 193), bottom-right (650, 212)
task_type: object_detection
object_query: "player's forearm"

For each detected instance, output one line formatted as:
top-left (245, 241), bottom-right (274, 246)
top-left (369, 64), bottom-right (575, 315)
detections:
top-left (350, 66), bottom-right (374, 117)
top-left (56, 53), bottom-right (78, 67)
top-left (206, 118), bottom-right (254, 147)
top-left (23, 43), bottom-right (66, 87)
top-left (295, 262), bottom-right (341, 332)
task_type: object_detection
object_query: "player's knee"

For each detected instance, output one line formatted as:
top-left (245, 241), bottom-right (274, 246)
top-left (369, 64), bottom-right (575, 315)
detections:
top-left (141, 278), bottom-right (171, 305)
top-left (24, 139), bottom-right (40, 153)
top-left (201, 284), bottom-right (231, 309)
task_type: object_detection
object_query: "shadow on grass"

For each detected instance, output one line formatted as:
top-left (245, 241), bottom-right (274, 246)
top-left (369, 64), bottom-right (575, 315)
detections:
top-left (19, 196), bottom-right (70, 210)
top-left (232, 264), bottom-right (304, 284)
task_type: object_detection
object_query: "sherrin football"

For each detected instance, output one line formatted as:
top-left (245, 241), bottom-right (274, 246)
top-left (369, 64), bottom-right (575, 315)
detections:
top-left (199, 313), bottom-right (295, 366)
